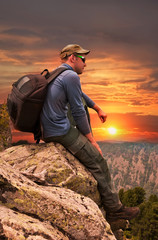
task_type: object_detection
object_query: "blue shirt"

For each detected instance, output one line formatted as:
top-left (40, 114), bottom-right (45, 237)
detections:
top-left (41, 63), bottom-right (95, 138)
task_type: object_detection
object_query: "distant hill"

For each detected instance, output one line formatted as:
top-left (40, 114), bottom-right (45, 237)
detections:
top-left (98, 141), bottom-right (158, 197)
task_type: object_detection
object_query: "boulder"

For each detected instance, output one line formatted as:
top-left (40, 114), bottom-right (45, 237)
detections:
top-left (0, 143), bottom-right (117, 240)
top-left (0, 205), bottom-right (69, 240)
top-left (1, 142), bottom-right (100, 205)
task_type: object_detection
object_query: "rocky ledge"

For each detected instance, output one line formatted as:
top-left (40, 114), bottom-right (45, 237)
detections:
top-left (0, 142), bottom-right (127, 240)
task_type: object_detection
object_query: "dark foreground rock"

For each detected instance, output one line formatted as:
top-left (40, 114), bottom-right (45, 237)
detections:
top-left (0, 104), bottom-right (12, 151)
top-left (0, 142), bottom-right (127, 239)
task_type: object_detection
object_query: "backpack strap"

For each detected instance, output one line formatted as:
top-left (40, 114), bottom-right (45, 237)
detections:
top-left (47, 66), bottom-right (68, 84)
top-left (41, 69), bottom-right (50, 79)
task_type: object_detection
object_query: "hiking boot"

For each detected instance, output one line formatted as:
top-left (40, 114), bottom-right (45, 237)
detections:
top-left (106, 206), bottom-right (140, 222)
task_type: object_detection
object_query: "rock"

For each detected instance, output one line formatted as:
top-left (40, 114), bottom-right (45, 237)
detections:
top-left (108, 219), bottom-right (129, 232)
top-left (108, 220), bottom-right (129, 240)
top-left (113, 230), bottom-right (124, 240)
top-left (0, 144), bottom-right (117, 240)
top-left (1, 142), bottom-right (101, 205)
top-left (0, 104), bottom-right (12, 151)
top-left (0, 205), bottom-right (69, 240)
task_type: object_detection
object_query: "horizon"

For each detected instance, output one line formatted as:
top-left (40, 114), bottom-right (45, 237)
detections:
top-left (1, 1), bottom-right (158, 143)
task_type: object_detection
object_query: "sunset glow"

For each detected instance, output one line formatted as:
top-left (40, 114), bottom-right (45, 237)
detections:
top-left (108, 127), bottom-right (117, 135)
top-left (1, 1), bottom-right (158, 143)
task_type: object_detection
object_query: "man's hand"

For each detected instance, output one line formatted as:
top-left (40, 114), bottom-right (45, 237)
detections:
top-left (91, 141), bottom-right (103, 156)
top-left (97, 109), bottom-right (107, 123)
top-left (85, 132), bottom-right (103, 156)
top-left (93, 104), bottom-right (107, 123)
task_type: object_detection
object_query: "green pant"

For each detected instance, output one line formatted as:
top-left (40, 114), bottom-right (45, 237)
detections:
top-left (44, 126), bottom-right (122, 212)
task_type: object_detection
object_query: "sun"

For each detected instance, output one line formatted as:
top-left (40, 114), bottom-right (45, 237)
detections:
top-left (108, 127), bottom-right (117, 135)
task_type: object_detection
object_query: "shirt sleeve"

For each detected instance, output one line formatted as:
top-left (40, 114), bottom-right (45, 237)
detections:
top-left (82, 92), bottom-right (95, 108)
top-left (63, 71), bottom-right (91, 135)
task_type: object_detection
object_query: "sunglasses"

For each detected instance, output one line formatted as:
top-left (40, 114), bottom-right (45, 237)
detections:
top-left (75, 55), bottom-right (86, 63)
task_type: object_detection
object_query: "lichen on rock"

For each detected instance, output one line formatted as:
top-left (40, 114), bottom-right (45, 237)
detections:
top-left (0, 143), bottom-right (125, 239)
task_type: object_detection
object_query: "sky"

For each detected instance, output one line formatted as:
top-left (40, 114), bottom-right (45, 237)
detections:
top-left (1, 0), bottom-right (158, 143)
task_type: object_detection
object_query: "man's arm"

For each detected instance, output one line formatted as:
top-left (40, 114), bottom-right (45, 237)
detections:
top-left (82, 93), bottom-right (107, 156)
top-left (92, 104), bottom-right (107, 123)
top-left (82, 93), bottom-right (107, 123)
top-left (85, 132), bottom-right (103, 156)
top-left (66, 76), bottom-right (104, 156)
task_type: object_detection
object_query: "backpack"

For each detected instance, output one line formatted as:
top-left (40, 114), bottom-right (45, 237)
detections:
top-left (7, 66), bottom-right (68, 143)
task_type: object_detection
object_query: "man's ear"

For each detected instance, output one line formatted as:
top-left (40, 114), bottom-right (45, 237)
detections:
top-left (69, 54), bottom-right (76, 63)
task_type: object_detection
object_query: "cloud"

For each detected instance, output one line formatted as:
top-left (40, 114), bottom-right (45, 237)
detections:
top-left (150, 71), bottom-right (158, 79)
top-left (91, 111), bottom-right (158, 132)
top-left (0, 1), bottom-right (158, 124)
top-left (0, 1), bottom-right (158, 54)
top-left (89, 111), bottom-right (158, 142)
top-left (121, 79), bottom-right (146, 84)
top-left (112, 112), bottom-right (158, 132)
top-left (137, 71), bottom-right (158, 92)
top-left (1, 28), bottom-right (39, 37)
top-left (0, 3), bottom-right (158, 87)
top-left (129, 99), bottom-right (149, 106)
top-left (82, 79), bottom-right (109, 87)
top-left (138, 80), bottom-right (158, 92)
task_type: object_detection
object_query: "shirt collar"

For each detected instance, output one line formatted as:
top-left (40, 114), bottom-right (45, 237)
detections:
top-left (61, 63), bottom-right (74, 71)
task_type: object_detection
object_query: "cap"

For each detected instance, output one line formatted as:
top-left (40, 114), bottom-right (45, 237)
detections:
top-left (60, 44), bottom-right (90, 59)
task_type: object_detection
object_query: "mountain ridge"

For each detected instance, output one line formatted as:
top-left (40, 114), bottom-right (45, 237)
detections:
top-left (98, 141), bottom-right (158, 197)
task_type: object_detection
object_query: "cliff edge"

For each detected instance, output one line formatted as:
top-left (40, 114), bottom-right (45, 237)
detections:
top-left (0, 142), bottom-right (127, 240)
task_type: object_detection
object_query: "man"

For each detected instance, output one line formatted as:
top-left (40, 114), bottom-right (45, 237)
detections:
top-left (41, 44), bottom-right (140, 222)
